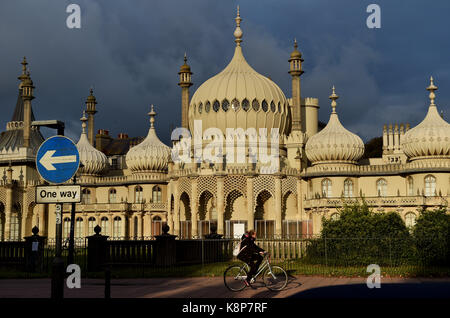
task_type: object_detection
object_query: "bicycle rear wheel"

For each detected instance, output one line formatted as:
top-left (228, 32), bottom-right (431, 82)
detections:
top-left (263, 266), bottom-right (288, 291)
top-left (224, 265), bottom-right (248, 292)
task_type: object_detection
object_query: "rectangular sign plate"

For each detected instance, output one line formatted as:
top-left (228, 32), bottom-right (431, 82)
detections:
top-left (36, 185), bottom-right (81, 203)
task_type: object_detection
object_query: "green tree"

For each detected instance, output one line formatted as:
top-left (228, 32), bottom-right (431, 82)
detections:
top-left (305, 200), bottom-right (413, 266)
top-left (413, 207), bottom-right (450, 266)
top-left (362, 136), bottom-right (383, 159)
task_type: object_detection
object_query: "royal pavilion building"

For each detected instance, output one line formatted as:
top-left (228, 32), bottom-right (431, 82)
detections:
top-left (0, 9), bottom-right (449, 241)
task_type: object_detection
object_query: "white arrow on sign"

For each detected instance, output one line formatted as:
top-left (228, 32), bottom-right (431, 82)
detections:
top-left (39, 150), bottom-right (77, 171)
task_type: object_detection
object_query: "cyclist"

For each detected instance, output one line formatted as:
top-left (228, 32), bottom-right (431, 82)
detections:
top-left (237, 230), bottom-right (266, 287)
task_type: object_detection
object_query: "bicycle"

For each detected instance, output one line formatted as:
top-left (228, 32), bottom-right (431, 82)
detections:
top-left (223, 252), bottom-right (288, 292)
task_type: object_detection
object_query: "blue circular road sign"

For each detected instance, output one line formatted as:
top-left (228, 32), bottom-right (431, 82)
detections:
top-left (36, 136), bottom-right (80, 184)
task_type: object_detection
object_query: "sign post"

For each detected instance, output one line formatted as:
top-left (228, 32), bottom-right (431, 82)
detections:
top-left (36, 136), bottom-right (80, 300)
top-left (51, 203), bottom-right (64, 299)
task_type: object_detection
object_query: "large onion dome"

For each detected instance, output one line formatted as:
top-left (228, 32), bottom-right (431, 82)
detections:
top-left (305, 87), bottom-right (364, 165)
top-left (401, 77), bottom-right (450, 161)
top-left (76, 112), bottom-right (108, 175)
top-left (125, 105), bottom-right (171, 173)
top-left (188, 7), bottom-right (289, 136)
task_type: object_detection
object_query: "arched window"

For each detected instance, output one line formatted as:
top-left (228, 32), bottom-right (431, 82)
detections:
top-left (242, 99), bottom-right (250, 111)
top-left (152, 186), bottom-right (162, 203)
top-left (109, 189), bottom-right (117, 203)
top-left (198, 102), bottom-right (203, 114)
top-left (321, 179), bottom-right (332, 198)
top-left (344, 179), bottom-right (353, 198)
top-left (270, 101), bottom-right (276, 112)
top-left (113, 216), bottom-right (122, 238)
top-left (424, 175), bottom-right (436, 196)
top-left (88, 217), bottom-right (96, 235)
top-left (135, 186), bottom-right (143, 203)
top-left (407, 177), bottom-right (414, 196)
top-left (75, 217), bottom-right (83, 238)
top-left (222, 98), bottom-right (229, 112)
top-left (63, 217), bottom-right (71, 238)
top-left (377, 179), bottom-right (387, 197)
top-left (101, 217), bottom-right (109, 236)
top-left (82, 189), bottom-right (91, 204)
top-left (213, 100), bottom-right (220, 112)
top-left (10, 212), bottom-right (20, 241)
top-left (405, 213), bottom-right (417, 229)
top-left (261, 100), bottom-right (269, 112)
top-left (205, 101), bottom-right (211, 113)
top-left (210, 207), bottom-right (217, 220)
top-left (330, 213), bottom-right (340, 221)
top-left (0, 204), bottom-right (4, 240)
top-left (252, 99), bottom-right (259, 111)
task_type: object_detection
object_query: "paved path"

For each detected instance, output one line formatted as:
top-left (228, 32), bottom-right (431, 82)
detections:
top-left (1, 276), bottom-right (450, 298)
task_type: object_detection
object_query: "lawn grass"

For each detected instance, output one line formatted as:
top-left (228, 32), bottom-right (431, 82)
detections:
top-left (1, 261), bottom-right (449, 279)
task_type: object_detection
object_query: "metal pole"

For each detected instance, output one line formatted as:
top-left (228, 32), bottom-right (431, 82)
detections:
top-left (51, 203), bottom-right (64, 299)
top-left (68, 175), bottom-right (77, 265)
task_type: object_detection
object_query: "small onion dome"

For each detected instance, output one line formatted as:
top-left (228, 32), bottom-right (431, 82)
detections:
top-left (179, 53), bottom-right (192, 73)
top-left (86, 88), bottom-right (97, 103)
top-left (125, 105), bottom-right (171, 173)
top-left (402, 77), bottom-right (450, 160)
top-left (305, 86), bottom-right (364, 165)
top-left (76, 111), bottom-right (108, 175)
top-left (289, 39), bottom-right (303, 60)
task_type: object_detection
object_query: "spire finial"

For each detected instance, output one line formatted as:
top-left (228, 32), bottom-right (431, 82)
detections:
top-left (234, 6), bottom-right (243, 46)
top-left (21, 57), bottom-right (27, 74)
top-left (80, 110), bottom-right (88, 134)
top-left (184, 52), bottom-right (187, 64)
top-left (329, 85), bottom-right (339, 113)
top-left (294, 38), bottom-right (298, 49)
top-left (427, 76), bottom-right (437, 106)
top-left (18, 57), bottom-right (29, 85)
top-left (148, 104), bottom-right (156, 128)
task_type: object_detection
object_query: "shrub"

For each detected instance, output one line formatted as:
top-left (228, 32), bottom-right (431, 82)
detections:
top-left (305, 200), bottom-right (414, 266)
top-left (413, 207), bottom-right (450, 266)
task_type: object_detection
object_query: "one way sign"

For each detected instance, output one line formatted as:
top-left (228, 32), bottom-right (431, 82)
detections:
top-left (36, 136), bottom-right (80, 184)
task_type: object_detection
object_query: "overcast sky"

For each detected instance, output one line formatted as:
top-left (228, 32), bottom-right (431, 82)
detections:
top-left (1, 0), bottom-right (449, 144)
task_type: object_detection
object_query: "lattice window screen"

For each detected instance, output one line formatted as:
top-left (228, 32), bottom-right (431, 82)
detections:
top-left (197, 176), bottom-right (217, 201)
top-left (178, 177), bottom-right (191, 198)
top-left (253, 175), bottom-right (275, 204)
top-left (282, 176), bottom-right (297, 196)
top-left (224, 175), bottom-right (247, 200)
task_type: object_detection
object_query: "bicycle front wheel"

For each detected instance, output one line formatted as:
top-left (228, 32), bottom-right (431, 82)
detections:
top-left (224, 265), bottom-right (248, 292)
top-left (263, 266), bottom-right (288, 291)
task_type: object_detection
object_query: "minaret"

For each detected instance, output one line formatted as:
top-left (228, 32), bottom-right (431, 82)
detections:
top-left (178, 53), bottom-right (193, 129)
top-left (21, 67), bottom-right (35, 148)
top-left (85, 88), bottom-right (97, 145)
top-left (288, 39), bottom-right (304, 132)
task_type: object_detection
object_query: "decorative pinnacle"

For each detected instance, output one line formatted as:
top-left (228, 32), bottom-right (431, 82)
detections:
top-left (427, 76), bottom-right (437, 106)
top-left (149, 104), bottom-right (156, 128)
top-left (329, 86), bottom-right (339, 113)
top-left (294, 38), bottom-right (298, 49)
top-left (80, 111), bottom-right (88, 134)
top-left (18, 56), bottom-right (28, 84)
top-left (184, 52), bottom-right (187, 64)
top-left (234, 6), bottom-right (243, 46)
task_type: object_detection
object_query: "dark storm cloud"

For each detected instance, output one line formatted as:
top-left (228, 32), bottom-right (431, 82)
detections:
top-left (0, 0), bottom-right (449, 144)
